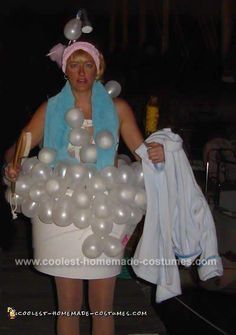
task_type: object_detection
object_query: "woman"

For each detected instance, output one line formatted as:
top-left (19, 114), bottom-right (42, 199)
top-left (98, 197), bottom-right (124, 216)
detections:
top-left (4, 41), bottom-right (164, 335)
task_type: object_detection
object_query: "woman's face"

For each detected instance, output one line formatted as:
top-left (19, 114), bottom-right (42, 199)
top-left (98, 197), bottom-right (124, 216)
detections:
top-left (66, 50), bottom-right (97, 92)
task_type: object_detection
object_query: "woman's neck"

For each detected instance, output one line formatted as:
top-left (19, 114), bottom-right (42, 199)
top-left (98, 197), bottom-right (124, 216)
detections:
top-left (73, 90), bottom-right (93, 118)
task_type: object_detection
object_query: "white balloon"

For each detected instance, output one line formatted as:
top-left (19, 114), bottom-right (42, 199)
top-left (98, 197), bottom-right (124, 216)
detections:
top-left (72, 188), bottom-right (92, 209)
top-left (117, 165), bottom-right (135, 185)
top-left (95, 130), bottom-right (114, 149)
top-left (69, 128), bottom-right (90, 146)
top-left (53, 160), bottom-right (72, 180)
top-left (91, 216), bottom-right (113, 237)
top-left (86, 174), bottom-right (106, 194)
top-left (103, 235), bottom-right (123, 257)
top-left (53, 195), bottom-right (72, 227)
top-left (118, 154), bottom-right (132, 164)
top-left (105, 80), bottom-right (122, 98)
top-left (31, 162), bottom-right (51, 181)
top-left (80, 144), bottom-right (97, 163)
top-left (21, 156), bottom-right (39, 175)
top-left (64, 18), bottom-right (82, 41)
top-left (111, 202), bottom-right (131, 224)
top-left (29, 181), bottom-right (46, 202)
top-left (116, 184), bottom-right (136, 203)
top-left (66, 164), bottom-right (88, 187)
top-left (65, 107), bottom-right (84, 128)
top-left (45, 177), bottom-right (68, 198)
top-left (82, 234), bottom-right (103, 259)
top-left (38, 147), bottom-right (57, 165)
top-left (21, 197), bottom-right (39, 218)
top-left (71, 208), bottom-right (91, 229)
top-left (91, 193), bottom-right (111, 219)
top-left (132, 163), bottom-right (145, 187)
top-left (100, 166), bottom-right (118, 189)
top-left (133, 188), bottom-right (147, 211)
top-left (38, 196), bottom-right (54, 224)
top-left (129, 207), bottom-right (143, 225)
top-left (15, 175), bottom-right (33, 196)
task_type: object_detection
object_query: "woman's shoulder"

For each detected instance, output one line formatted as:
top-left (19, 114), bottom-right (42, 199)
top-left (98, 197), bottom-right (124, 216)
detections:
top-left (113, 97), bottom-right (134, 117)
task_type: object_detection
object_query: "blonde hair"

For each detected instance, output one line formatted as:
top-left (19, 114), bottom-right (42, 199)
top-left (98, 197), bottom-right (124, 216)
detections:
top-left (67, 49), bottom-right (105, 81)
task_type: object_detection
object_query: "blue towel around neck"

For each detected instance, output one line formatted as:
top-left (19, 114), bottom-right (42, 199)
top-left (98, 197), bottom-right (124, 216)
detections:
top-left (44, 81), bottom-right (119, 170)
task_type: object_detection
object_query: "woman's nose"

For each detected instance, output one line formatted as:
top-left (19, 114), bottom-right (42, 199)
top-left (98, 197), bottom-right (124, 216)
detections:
top-left (78, 65), bottom-right (85, 75)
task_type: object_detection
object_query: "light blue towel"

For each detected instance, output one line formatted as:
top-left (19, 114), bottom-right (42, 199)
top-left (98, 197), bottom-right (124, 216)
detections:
top-left (44, 81), bottom-right (119, 170)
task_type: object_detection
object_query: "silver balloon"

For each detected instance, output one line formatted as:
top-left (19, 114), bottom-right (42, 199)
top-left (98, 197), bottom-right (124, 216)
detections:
top-left (71, 208), bottom-right (91, 229)
top-left (15, 175), bottom-right (33, 196)
top-left (29, 181), bottom-right (46, 202)
top-left (69, 128), bottom-right (90, 146)
top-left (38, 196), bottom-right (54, 224)
top-left (45, 177), bottom-right (68, 198)
top-left (53, 160), bottom-right (72, 179)
top-left (133, 188), bottom-right (147, 211)
top-left (105, 80), bottom-right (122, 98)
top-left (64, 17), bottom-right (82, 41)
top-left (103, 235), bottom-right (123, 257)
top-left (72, 188), bottom-right (92, 209)
top-left (82, 234), bottom-right (103, 259)
top-left (129, 207), bottom-right (143, 225)
top-left (31, 162), bottom-right (51, 181)
top-left (86, 174), bottom-right (106, 194)
top-left (91, 216), bottom-right (113, 237)
top-left (100, 166), bottom-right (118, 189)
top-left (118, 154), bottom-right (132, 164)
top-left (38, 147), bottom-right (57, 165)
top-left (116, 184), bottom-right (136, 203)
top-left (95, 130), bottom-right (114, 149)
top-left (21, 197), bottom-right (40, 218)
top-left (111, 202), bottom-right (131, 224)
top-left (66, 164), bottom-right (88, 187)
top-left (80, 144), bottom-right (97, 163)
top-left (132, 163), bottom-right (145, 187)
top-left (117, 165), bottom-right (135, 185)
top-left (53, 195), bottom-right (72, 227)
top-left (65, 107), bottom-right (84, 128)
top-left (91, 193), bottom-right (111, 219)
top-left (21, 156), bottom-right (39, 175)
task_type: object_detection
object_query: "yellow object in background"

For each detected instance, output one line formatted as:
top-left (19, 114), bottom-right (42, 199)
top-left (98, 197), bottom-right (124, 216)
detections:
top-left (145, 96), bottom-right (159, 136)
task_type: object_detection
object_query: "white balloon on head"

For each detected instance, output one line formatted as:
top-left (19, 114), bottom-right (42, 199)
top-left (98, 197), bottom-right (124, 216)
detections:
top-left (21, 197), bottom-right (40, 218)
top-left (82, 234), bottom-right (103, 259)
top-left (53, 195), bottom-right (72, 227)
top-left (72, 188), bottom-right (91, 209)
top-left (38, 196), bottom-right (54, 224)
top-left (91, 216), bottom-right (113, 237)
top-left (133, 188), bottom-right (147, 211)
top-left (31, 162), bottom-right (51, 182)
top-left (29, 181), bottom-right (46, 202)
top-left (64, 17), bottom-right (82, 41)
top-left (117, 165), bottom-right (135, 185)
top-left (71, 208), bottom-right (91, 229)
top-left (95, 130), bottom-right (114, 149)
top-left (45, 176), bottom-right (68, 198)
top-left (21, 156), bottom-right (39, 175)
top-left (80, 144), bottom-right (97, 163)
top-left (103, 235), bottom-right (123, 257)
top-left (105, 80), bottom-right (122, 98)
top-left (15, 175), bottom-right (33, 196)
top-left (100, 166), bottom-right (118, 189)
top-left (38, 147), bottom-right (57, 165)
top-left (65, 107), bottom-right (84, 128)
top-left (69, 128), bottom-right (90, 146)
top-left (91, 193), bottom-right (111, 219)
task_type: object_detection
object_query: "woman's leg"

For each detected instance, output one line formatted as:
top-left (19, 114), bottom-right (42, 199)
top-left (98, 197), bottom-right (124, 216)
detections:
top-left (88, 276), bottom-right (117, 335)
top-left (55, 277), bottom-right (83, 335)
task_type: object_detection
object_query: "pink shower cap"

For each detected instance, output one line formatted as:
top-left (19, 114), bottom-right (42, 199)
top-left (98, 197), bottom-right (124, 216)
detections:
top-left (62, 41), bottom-right (100, 73)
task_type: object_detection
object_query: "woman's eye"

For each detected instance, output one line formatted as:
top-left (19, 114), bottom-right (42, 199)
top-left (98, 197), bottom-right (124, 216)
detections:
top-left (85, 63), bottom-right (93, 68)
top-left (69, 63), bottom-right (79, 69)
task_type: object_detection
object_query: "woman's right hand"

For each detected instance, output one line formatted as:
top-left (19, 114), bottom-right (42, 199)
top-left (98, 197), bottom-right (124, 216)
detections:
top-left (3, 162), bottom-right (21, 182)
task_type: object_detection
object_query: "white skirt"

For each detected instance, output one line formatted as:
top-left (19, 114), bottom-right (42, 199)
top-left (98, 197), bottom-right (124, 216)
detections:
top-left (31, 217), bottom-right (132, 279)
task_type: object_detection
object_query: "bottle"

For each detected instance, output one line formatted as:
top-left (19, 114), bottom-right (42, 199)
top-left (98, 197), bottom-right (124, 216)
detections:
top-left (145, 95), bottom-right (159, 137)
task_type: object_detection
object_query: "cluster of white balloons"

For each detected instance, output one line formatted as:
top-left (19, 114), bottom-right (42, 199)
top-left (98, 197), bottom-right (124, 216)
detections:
top-left (5, 148), bottom-right (146, 259)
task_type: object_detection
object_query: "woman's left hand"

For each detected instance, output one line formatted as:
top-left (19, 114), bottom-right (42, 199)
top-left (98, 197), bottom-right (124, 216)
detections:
top-left (146, 142), bottom-right (165, 163)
